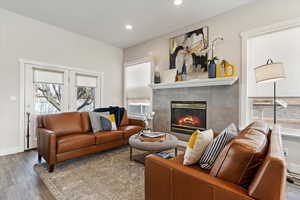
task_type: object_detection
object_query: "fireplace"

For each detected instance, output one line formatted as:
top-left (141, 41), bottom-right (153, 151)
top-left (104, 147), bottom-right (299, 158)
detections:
top-left (171, 101), bottom-right (207, 134)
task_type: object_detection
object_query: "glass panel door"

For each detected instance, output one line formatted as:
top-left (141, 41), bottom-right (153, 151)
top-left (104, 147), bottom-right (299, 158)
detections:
top-left (23, 64), bottom-right (102, 150)
top-left (24, 64), bottom-right (68, 150)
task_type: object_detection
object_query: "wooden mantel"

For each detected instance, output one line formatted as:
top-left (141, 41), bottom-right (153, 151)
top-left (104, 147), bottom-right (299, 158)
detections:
top-left (150, 76), bottom-right (238, 89)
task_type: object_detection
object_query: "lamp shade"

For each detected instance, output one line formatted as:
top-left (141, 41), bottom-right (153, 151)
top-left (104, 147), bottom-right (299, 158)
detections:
top-left (254, 62), bottom-right (286, 84)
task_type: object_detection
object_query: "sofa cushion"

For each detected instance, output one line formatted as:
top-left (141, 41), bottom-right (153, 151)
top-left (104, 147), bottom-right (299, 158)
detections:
top-left (57, 133), bottom-right (96, 153)
top-left (81, 112), bottom-right (92, 132)
top-left (210, 127), bottom-right (268, 188)
top-left (119, 125), bottom-right (143, 138)
top-left (171, 154), bottom-right (210, 174)
top-left (45, 112), bottom-right (83, 136)
top-left (94, 131), bottom-right (123, 144)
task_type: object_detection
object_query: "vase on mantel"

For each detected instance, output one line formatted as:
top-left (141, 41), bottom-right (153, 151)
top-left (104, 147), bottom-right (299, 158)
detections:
top-left (208, 57), bottom-right (218, 79)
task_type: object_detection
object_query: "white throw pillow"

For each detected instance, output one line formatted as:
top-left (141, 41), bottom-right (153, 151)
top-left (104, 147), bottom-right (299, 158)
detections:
top-left (183, 129), bottom-right (214, 165)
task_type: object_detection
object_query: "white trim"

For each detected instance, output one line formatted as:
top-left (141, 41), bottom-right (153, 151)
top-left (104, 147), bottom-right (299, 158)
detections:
top-left (19, 59), bottom-right (103, 74)
top-left (19, 61), bottom-right (26, 153)
top-left (124, 57), bottom-right (152, 67)
top-left (239, 18), bottom-right (300, 128)
top-left (0, 146), bottom-right (23, 156)
top-left (19, 59), bottom-right (104, 151)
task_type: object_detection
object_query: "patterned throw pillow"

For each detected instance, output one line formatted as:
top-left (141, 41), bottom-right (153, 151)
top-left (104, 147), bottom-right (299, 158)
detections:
top-left (99, 113), bottom-right (117, 131)
top-left (183, 129), bottom-right (214, 166)
top-left (89, 112), bottom-right (103, 133)
top-left (198, 123), bottom-right (238, 169)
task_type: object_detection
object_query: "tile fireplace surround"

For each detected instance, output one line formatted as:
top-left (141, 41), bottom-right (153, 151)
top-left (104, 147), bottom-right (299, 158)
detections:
top-left (152, 82), bottom-right (239, 141)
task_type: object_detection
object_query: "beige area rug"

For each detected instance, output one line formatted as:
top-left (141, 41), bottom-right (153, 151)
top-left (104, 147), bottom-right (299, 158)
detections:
top-left (34, 146), bottom-right (149, 200)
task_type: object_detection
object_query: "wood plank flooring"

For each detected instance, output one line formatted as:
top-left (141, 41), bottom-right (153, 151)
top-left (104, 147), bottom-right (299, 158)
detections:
top-left (0, 150), bottom-right (55, 200)
top-left (0, 150), bottom-right (299, 200)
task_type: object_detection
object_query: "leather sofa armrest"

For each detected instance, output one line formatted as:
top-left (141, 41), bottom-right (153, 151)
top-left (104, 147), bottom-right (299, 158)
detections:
top-left (128, 118), bottom-right (145, 128)
top-left (145, 155), bottom-right (254, 200)
top-left (37, 128), bottom-right (57, 165)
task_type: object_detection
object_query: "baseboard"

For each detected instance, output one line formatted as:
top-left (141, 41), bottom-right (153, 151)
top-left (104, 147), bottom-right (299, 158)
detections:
top-left (0, 146), bottom-right (24, 156)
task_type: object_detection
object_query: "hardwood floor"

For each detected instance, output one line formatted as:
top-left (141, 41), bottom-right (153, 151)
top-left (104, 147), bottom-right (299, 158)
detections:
top-left (0, 150), bottom-right (55, 200)
top-left (0, 150), bottom-right (299, 200)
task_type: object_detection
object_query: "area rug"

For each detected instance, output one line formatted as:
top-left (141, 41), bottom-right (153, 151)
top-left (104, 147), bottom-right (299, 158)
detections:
top-left (34, 146), bottom-right (148, 200)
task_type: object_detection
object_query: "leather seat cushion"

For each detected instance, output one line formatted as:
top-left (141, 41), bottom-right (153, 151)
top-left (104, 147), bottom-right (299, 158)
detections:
top-left (45, 112), bottom-right (83, 136)
top-left (171, 154), bottom-right (210, 174)
top-left (94, 131), bottom-right (123, 144)
top-left (210, 127), bottom-right (268, 188)
top-left (57, 133), bottom-right (96, 153)
top-left (119, 125), bottom-right (143, 138)
top-left (81, 112), bottom-right (92, 132)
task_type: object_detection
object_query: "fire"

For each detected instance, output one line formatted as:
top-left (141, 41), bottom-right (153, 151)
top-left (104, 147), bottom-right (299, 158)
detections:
top-left (177, 115), bottom-right (201, 127)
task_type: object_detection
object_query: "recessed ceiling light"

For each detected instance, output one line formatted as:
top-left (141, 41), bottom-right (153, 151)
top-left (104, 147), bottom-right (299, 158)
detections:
top-left (125, 25), bottom-right (133, 30)
top-left (174, 0), bottom-right (183, 6)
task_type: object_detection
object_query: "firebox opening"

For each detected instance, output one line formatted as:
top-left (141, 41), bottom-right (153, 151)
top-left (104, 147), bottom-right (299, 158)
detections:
top-left (171, 101), bottom-right (207, 134)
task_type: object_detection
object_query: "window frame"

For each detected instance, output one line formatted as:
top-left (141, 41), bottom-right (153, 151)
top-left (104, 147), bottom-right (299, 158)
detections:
top-left (240, 17), bottom-right (300, 136)
top-left (124, 57), bottom-right (153, 119)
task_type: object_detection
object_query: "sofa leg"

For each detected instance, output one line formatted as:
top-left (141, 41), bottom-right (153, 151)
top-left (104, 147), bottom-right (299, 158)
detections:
top-left (49, 164), bottom-right (55, 173)
top-left (38, 154), bottom-right (42, 163)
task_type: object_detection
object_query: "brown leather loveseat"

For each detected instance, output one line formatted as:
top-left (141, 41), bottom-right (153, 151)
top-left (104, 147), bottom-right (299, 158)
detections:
top-left (145, 122), bottom-right (286, 200)
top-left (37, 111), bottom-right (144, 172)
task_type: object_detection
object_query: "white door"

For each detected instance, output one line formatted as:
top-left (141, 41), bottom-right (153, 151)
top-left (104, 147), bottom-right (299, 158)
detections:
top-left (24, 64), bottom-right (68, 150)
top-left (23, 62), bottom-right (102, 150)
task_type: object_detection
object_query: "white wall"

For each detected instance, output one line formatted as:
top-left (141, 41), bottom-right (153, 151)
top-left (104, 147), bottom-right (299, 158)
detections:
top-left (124, 0), bottom-right (300, 165)
top-left (0, 8), bottom-right (123, 155)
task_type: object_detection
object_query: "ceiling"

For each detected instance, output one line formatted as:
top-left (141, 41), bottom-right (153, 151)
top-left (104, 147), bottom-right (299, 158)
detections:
top-left (0, 0), bottom-right (255, 48)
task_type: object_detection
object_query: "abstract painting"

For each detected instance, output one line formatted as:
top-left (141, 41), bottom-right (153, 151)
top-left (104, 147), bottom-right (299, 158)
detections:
top-left (169, 26), bottom-right (209, 79)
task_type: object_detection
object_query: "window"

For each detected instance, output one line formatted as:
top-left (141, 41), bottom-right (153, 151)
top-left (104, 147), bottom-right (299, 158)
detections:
top-left (75, 74), bottom-right (97, 111)
top-left (33, 69), bottom-right (64, 114)
top-left (125, 61), bottom-right (152, 116)
top-left (246, 26), bottom-right (300, 131)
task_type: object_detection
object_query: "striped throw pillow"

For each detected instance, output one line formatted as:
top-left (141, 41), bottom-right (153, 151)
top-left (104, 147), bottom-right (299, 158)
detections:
top-left (198, 123), bottom-right (238, 169)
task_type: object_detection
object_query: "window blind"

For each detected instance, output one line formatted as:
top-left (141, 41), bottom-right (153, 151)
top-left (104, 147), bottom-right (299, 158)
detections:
top-left (34, 69), bottom-right (64, 84)
top-left (248, 26), bottom-right (300, 97)
top-left (125, 62), bottom-right (151, 103)
top-left (76, 74), bottom-right (97, 88)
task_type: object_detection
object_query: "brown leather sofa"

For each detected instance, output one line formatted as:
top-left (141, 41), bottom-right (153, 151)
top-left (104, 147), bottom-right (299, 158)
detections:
top-left (37, 111), bottom-right (144, 172)
top-left (145, 122), bottom-right (286, 200)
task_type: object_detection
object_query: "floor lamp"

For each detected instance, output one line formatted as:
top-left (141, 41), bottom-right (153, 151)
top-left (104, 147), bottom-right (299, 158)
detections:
top-left (254, 59), bottom-right (298, 184)
top-left (254, 59), bottom-right (286, 124)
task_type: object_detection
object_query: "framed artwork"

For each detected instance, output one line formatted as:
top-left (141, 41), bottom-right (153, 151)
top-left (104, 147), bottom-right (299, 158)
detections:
top-left (169, 26), bottom-right (209, 80)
